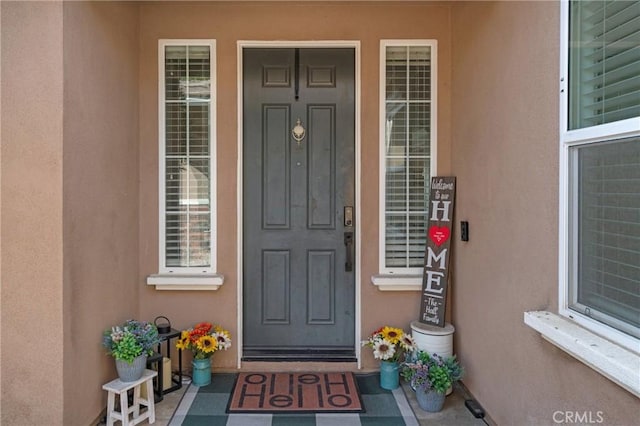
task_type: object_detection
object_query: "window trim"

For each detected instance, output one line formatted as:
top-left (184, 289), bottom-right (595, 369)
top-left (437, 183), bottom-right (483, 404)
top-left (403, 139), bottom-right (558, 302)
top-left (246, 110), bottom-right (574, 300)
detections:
top-left (524, 311), bottom-right (639, 397)
top-left (378, 39), bottom-right (438, 276)
top-left (558, 1), bottom-right (640, 353)
top-left (157, 39), bottom-right (217, 275)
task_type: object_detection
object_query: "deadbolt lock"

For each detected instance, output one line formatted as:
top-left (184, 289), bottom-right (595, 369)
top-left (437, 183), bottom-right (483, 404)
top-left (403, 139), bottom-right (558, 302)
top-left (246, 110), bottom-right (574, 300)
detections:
top-left (344, 206), bottom-right (353, 227)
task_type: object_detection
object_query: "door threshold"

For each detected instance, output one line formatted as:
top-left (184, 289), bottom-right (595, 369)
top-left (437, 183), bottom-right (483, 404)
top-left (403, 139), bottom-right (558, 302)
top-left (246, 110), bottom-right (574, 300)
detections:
top-left (243, 349), bottom-right (356, 363)
top-left (243, 356), bottom-right (357, 362)
top-left (240, 360), bottom-right (360, 373)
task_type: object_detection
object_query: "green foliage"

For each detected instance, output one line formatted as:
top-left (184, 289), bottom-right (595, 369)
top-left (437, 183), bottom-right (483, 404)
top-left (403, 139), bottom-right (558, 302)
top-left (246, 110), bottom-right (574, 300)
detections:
top-left (110, 331), bottom-right (143, 363)
top-left (427, 365), bottom-right (452, 394)
top-left (443, 354), bottom-right (464, 383)
top-left (122, 319), bottom-right (160, 355)
top-left (103, 319), bottom-right (161, 363)
top-left (401, 351), bottom-right (464, 394)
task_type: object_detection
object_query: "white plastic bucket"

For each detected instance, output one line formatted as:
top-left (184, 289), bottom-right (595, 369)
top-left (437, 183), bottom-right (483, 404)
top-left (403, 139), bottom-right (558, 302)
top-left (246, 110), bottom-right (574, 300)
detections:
top-left (410, 320), bottom-right (455, 358)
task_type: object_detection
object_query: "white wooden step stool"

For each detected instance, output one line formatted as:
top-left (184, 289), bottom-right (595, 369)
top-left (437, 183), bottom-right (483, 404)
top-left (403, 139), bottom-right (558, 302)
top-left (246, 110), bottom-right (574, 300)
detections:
top-left (102, 369), bottom-right (157, 426)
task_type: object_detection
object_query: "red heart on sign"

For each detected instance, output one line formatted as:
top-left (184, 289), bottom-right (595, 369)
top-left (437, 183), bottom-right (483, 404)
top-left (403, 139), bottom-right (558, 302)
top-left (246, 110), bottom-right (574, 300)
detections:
top-left (429, 226), bottom-right (450, 247)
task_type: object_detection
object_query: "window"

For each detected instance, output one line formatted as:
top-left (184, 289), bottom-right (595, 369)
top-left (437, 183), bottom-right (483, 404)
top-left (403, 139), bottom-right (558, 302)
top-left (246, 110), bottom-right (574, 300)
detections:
top-left (562, 1), bottom-right (640, 349)
top-left (379, 41), bottom-right (437, 274)
top-left (569, 1), bottom-right (640, 128)
top-left (158, 40), bottom-right (216, 274)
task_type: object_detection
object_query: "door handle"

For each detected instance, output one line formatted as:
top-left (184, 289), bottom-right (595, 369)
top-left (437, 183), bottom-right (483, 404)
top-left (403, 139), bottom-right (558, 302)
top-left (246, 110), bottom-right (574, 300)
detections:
top-left (344, 232), bottom-right (353, 272)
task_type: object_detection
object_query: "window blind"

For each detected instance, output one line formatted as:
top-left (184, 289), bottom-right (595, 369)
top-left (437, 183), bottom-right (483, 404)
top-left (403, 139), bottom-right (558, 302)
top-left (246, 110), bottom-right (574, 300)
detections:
top-left (384, 45), bottom-right (432, 269)
top-left (574, 137), bottom-right (640, 337)
top-left (569, 0), bottom-right (640, 129)
top-left (164, 45), bottom-right (212, 269)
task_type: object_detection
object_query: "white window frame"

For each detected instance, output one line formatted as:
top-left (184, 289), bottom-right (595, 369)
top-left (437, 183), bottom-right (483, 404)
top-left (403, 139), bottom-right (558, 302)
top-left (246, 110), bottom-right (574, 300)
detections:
top-left (378, 40), bottom-right (438, 276)
top-left (155, 39), bottom-right (217, 277)
top-left (558, 0), bottom-right (640, 352)
top-left (558, 2), bottom-right (640, 353)
top-left (524, 0), bottom-right (640, 397)
top-left (528, 2), bottom-right (639, 397)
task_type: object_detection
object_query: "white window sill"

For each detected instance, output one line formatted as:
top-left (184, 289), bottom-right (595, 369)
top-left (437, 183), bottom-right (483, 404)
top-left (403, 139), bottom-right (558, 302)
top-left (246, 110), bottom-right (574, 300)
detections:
top-left (371, 274), bottom-right (422, 291)
top-left (524, 311), bottom-right (640, 397)
top-left (146, 274), bottom-right (224, 291)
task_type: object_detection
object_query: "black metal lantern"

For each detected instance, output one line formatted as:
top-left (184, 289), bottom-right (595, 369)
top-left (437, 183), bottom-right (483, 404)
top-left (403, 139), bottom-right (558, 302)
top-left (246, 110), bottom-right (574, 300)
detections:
top-left (154, 316), bottom-right (171, 334)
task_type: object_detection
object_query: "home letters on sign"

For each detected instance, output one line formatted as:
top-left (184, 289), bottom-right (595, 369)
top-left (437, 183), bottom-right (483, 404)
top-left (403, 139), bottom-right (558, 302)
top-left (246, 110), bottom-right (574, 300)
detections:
top-left (419, 177), bottom-right (456, 327)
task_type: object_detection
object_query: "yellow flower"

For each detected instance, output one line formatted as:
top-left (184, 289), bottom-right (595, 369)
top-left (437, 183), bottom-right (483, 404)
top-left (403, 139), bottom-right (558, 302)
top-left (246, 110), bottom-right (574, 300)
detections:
top-left (197, 335), bottom-right (218, 353)
top-left (176, 334), bottom-right (190, 350)
top-left (381, 326), bottom-right (403, 344)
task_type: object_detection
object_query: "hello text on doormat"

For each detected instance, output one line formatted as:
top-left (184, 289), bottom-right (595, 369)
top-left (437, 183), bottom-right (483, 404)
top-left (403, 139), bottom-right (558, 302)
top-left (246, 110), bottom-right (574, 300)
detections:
top-left (227, 372), bottom-right (364, 413)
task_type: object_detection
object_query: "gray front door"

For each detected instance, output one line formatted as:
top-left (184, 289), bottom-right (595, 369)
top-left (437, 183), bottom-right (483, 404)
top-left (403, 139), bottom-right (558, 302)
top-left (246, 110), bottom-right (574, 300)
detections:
top-left (243, 48), bottom-right (355, 360)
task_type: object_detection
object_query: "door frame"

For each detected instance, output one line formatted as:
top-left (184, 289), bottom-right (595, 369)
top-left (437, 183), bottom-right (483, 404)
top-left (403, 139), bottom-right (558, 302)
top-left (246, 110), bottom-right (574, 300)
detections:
top-left (236, 40), bottom-right (362, 368)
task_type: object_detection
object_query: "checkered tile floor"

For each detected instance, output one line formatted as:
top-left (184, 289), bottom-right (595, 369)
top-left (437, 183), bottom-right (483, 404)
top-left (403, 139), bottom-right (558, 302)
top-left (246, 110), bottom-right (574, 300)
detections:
top-left (169, 373), bottom-right (419, 426)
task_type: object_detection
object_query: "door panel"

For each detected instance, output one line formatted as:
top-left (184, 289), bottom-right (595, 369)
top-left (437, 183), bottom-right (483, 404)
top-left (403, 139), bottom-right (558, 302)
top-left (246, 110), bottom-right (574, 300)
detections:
top-left (243, 48), bottom-right (355, 359)
top-left (262, 105), bottom-right (290, 229)
top-left (307, 105), bottom-right (336, 229)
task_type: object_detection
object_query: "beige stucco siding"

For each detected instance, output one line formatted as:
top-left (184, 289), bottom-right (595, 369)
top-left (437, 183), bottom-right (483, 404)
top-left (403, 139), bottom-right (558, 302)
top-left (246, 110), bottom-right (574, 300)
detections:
top-left (62, 2), bottom-right (140, 424)
top-left (137, 1), bottom-right (453, 371)
top-left (1, 1), bottom-right (638, 425)
top-left (451, 1), bottom-right (639, 424)
top-left (1, 2), bottom-right (65, 424)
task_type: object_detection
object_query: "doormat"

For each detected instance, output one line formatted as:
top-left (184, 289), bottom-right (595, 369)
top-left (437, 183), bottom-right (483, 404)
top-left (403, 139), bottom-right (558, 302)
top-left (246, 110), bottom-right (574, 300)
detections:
top-left (227, 372), bottom-right (364, 413)
top-left (169, 373), bottom-right (419, 426)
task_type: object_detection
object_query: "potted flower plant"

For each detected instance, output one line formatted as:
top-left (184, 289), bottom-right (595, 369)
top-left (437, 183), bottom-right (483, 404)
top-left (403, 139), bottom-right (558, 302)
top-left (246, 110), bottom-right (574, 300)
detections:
top-left (401, 351), bottom-right (464, 412)
top-left (176, 322), bottom-right (232, 386)
top-left (103, 319), bottom-right (161, 382)
top-left (362, 326), bottom-right (416, 390)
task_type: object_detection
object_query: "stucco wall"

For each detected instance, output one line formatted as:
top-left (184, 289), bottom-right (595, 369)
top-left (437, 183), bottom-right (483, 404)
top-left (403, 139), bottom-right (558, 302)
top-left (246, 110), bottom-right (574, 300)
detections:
top-left (2, 0), bottom-right (638, 424)
top-left (0, 1), bottom-right (3, 417)
top-left (137, 1), bottom-right (453, 370)
top-left (451, 1), bottom-right (639, 424)
top-left (62, 2), bottom-right (140, 424)
top-left (1, 2), bottom-right (65, 424)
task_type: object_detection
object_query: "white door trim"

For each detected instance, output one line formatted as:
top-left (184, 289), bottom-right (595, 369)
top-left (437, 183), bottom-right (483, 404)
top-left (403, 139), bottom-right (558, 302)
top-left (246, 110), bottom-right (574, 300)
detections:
top-left (236, 40), bottom-right (362, 368)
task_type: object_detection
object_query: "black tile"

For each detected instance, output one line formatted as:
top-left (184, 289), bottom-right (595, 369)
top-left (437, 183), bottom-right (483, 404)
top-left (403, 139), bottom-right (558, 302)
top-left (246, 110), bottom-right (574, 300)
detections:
top-left (271, 414), bottom-right (317, 425)
top-left (195, 373), bottom-right (238, 393)
top-left (182, 414), bottom-right (229, 426)
top-left (355, 373), bottom-right (392, 395)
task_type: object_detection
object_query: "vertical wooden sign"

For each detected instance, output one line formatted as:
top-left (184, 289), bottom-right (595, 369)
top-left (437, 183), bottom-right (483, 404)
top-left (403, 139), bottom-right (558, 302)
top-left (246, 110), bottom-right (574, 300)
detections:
top-left (419, 176), bottom-right (456, 327)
